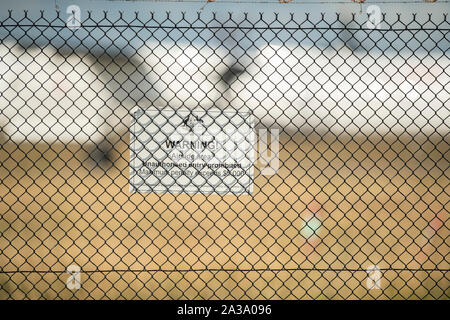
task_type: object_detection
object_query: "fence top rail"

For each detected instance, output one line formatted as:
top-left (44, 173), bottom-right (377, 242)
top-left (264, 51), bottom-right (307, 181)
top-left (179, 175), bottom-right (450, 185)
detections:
top-left (0, 10), bottom-right (449, 31)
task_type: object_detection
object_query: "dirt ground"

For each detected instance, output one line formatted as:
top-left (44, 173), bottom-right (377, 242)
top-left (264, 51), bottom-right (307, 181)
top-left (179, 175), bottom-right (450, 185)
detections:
top-left (0, 131), bottom-right (448, 299)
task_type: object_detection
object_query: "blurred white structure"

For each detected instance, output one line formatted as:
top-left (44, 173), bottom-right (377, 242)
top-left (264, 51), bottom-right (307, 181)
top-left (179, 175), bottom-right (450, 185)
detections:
top-left (0, 34), bottom-right (448, 144)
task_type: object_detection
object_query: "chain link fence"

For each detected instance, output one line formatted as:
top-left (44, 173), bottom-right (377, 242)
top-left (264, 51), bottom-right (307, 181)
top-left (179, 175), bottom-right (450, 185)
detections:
top-left (0, 10), bottom-right (448, 299)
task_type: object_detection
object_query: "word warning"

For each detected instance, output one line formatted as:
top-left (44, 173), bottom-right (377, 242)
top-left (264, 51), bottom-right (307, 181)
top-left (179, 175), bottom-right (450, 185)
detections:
top-left (130, 106), bottom-right (255, 194)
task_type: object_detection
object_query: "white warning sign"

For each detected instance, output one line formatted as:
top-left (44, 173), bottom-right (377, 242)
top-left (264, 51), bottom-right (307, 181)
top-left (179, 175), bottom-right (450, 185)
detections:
top-left (130, 106), bottom-right (255, 194)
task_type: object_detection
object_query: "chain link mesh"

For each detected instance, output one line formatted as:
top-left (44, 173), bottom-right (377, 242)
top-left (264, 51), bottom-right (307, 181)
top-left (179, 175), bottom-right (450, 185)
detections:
top-left (0, 11), bottom-right (448, 299)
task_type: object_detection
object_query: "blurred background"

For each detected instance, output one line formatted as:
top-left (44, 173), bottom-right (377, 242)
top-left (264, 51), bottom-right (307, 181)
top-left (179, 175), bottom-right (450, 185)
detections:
top-left (0, 0), bottom-right (448, 299)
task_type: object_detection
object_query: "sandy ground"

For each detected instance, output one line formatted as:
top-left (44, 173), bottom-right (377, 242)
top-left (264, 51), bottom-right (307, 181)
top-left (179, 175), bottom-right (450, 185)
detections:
top-left (0, 131), bottom-right (448, 299)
